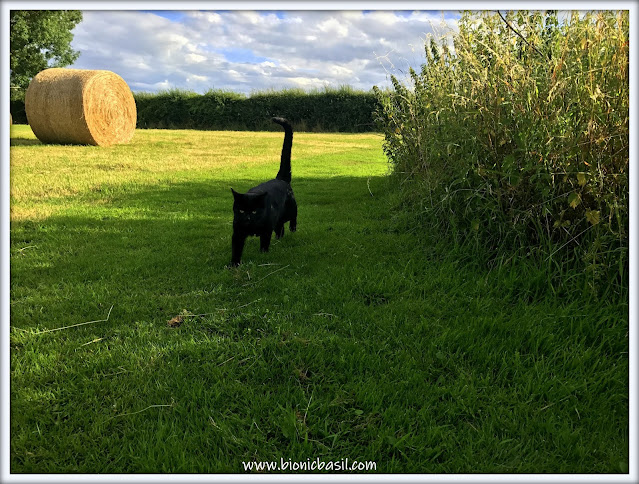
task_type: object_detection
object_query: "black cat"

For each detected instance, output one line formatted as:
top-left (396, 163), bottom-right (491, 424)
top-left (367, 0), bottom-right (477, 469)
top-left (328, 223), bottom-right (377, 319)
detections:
top-left (229, 117), bottom-right (297, 267)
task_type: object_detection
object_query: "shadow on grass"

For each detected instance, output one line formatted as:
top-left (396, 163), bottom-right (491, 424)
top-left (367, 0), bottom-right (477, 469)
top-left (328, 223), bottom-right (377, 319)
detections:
top-left (10, 175), bottom-right (390, 327)
top-left (10, 137), bottom-right (42, 147)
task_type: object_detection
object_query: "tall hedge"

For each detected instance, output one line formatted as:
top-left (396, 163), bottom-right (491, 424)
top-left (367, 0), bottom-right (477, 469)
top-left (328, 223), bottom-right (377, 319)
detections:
top-left (134, 86), bottom-right (379, 132)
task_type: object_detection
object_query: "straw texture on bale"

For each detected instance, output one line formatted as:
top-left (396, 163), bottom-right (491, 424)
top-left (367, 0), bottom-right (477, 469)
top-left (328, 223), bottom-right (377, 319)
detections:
top-left (25, 68), bottom-right (136, 146)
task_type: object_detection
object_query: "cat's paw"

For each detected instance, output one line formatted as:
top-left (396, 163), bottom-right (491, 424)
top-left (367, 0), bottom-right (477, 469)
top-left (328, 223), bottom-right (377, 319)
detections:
top-left (226, 261), bottom-right (241, 269)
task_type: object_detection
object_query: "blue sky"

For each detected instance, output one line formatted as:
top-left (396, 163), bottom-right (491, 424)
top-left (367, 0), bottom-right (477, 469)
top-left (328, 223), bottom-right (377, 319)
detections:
top-left (139, 10), bottom-right (187, 22)
top-left (69, 10), bottom-right (460, 94)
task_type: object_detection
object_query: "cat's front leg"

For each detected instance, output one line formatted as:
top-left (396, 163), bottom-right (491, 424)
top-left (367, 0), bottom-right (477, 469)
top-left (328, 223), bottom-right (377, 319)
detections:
top-left (230, 232), bottom-right (247, 266)
top-left (260, 231), bottom-right (272, 252)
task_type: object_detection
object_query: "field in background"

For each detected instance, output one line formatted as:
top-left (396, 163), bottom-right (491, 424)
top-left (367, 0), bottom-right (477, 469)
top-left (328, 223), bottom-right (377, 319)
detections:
top-left (10, 125), bottom-right (628, 473)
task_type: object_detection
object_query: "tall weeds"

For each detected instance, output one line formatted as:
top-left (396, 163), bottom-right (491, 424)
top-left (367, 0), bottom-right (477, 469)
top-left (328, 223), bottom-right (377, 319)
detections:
top-left (374, 10), bottom-right (629, 297)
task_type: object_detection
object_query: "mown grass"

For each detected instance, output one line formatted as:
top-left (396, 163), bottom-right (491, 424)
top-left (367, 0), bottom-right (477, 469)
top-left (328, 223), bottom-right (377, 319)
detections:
top-left (9, 125), bottom-right (628, 473)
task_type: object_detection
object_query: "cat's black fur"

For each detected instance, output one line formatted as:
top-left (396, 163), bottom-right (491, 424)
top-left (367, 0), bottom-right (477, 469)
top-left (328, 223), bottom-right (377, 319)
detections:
top-left (229, 117), bottom-right (297, 267)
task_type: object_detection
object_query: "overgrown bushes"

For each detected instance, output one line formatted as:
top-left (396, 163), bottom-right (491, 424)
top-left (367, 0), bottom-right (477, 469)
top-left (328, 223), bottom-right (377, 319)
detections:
top-left (135, 86), bottom-right (378, 132)
top-left (374, 10), bottom-right (629, 296)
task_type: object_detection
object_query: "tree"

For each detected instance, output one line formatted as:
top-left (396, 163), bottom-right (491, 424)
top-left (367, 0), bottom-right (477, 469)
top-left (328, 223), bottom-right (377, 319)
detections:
top-left (10, 10), bottom-right (83, 97)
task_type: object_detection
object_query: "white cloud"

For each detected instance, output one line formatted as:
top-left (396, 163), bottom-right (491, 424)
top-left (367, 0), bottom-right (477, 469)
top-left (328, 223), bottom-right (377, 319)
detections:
top-left (328, 64), bottom-right (354, 80)
top-left (70, 10), bottom-right (459, 94)
top-left (185, 53), bottom-right (206, 64)
top-left (187, 74), bottom-right (208, 83)
top-left (130, 79), bottom-right (172, 91)
top-left (288, 77), bottom-right (329, 89)
top-left (366, 11), bottom-right (398, 26)
top-left (190, 11), bottom-right (222, 24)
top-left (317, 17), bottom-right (349, 38)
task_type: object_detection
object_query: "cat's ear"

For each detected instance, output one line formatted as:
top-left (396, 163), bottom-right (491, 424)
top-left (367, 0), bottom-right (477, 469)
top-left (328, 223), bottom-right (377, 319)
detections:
top-left (231, 188), bottom-right (240, 199)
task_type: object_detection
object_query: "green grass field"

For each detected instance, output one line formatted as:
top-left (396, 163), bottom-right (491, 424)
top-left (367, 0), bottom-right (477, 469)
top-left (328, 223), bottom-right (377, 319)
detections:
top-left (9, 125), bottom-right (628, 473)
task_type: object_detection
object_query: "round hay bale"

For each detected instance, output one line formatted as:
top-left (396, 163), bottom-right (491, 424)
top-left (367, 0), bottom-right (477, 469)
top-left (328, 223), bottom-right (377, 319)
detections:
top-left (25, 68), bottom-right (136, 146)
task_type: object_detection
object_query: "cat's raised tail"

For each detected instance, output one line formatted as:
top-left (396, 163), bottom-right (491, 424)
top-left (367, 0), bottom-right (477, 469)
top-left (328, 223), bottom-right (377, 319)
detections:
top-left (272, 117), bottom-right (293, 184)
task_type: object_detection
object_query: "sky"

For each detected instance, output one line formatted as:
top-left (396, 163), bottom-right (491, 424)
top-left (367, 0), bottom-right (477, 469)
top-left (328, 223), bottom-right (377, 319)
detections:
top-left (68, 10), bottom-right (460, 95)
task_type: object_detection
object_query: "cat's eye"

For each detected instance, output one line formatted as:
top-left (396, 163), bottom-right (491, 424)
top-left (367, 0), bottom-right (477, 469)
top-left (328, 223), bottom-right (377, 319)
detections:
top-left (251, 211), bottom-right (257, 214)
top-left (239, 210), bottom-right (245, 214)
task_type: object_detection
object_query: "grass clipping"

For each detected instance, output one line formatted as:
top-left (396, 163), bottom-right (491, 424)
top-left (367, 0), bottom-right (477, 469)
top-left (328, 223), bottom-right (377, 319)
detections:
top-left (25, 68), bottom-right (137, 146)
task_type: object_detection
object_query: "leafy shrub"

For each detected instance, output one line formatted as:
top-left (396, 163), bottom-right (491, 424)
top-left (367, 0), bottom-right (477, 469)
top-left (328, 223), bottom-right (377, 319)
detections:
top-left (374, 10), bottom-right (629, 296)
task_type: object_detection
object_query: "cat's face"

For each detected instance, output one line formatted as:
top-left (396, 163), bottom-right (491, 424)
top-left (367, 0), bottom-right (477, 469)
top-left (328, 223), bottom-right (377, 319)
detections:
top-left (231, 189), bottom-right (267, 227)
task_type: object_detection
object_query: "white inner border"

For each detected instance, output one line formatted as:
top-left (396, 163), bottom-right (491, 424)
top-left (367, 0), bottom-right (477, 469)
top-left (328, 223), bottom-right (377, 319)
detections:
top-left (1, 2), bottom-right (636, 483)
